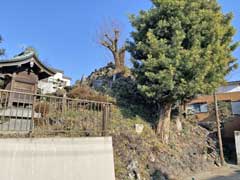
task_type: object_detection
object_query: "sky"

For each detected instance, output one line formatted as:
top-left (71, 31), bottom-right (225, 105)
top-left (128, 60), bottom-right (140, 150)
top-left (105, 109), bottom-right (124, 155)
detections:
top-left (0, 0), bottom-right (239, 83)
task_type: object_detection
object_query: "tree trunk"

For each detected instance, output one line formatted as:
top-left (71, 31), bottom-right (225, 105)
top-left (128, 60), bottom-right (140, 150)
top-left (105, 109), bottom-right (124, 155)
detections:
top-left (156, 103), bottom-right (172, 144)
top-left (177, 103), bottom-right (184, 132)
top-left (119, 49), bottom-right (125, 69)
top-left (182, 102), bottom-right (187, 118)
top-left (114, 54), bottom-right (121, 72)
top-left (176, 117), bottom-right (182, 132)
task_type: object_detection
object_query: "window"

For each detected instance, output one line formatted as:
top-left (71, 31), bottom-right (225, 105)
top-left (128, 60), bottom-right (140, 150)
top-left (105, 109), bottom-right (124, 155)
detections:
top-left (188, 103), bottom-right (208, 114)
top-left (231, 101), bottom-right (240, 115)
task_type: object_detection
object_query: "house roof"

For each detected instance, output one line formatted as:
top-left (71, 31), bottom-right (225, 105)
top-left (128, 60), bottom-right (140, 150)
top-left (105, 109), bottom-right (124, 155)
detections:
top-left (0, 50), bottom-right (55, 79)
top-left (63, 76), bottom-right (72, 80)
top-left (50, 67), bottom-right (64, 74)
top-left (226, 80), bottom-right (240, 86)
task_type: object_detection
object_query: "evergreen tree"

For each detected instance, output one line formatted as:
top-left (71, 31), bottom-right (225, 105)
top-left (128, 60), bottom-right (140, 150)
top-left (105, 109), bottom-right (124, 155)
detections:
top-left (128, 0), bottom-right (239, 143)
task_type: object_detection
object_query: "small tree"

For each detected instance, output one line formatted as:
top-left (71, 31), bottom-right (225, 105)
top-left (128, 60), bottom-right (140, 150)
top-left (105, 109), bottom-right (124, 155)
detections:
top-left (98, 22), bottom-right (126, 73)
top-left (128, 0), bottom-right (238, 143)
top-left (209, 101), bottom-right (232, 129)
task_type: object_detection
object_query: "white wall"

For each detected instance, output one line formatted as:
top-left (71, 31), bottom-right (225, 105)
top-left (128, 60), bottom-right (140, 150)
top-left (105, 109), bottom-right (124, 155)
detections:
top-left (49, 72), bottom-right (63, 81)
top-left (217, 84), bottom-right (240, 93)
top-left (62, 78), bottom-right (71, 86)
top-left (38, 71), bottom-right (71, 94)
top-left (0, 137), bottom-right (115, 180)
top-left (38, 80), bottom-right (55, 94)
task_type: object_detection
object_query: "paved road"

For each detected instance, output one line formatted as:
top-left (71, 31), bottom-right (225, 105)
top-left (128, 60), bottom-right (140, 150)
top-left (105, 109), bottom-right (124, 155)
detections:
top-left (188, 165), bottom-right (240, 180)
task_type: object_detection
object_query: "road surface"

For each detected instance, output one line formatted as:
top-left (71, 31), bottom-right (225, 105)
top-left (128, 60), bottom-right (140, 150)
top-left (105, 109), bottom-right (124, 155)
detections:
top-left (187, 164), bottom-right (240, 180)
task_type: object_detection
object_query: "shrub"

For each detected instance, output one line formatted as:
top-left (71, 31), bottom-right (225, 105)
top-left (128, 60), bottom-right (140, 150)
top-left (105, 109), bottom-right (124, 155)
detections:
top-left (111, 76), bottom-right (158, 123)
top-left (53, 88), bottom-right (66, 97)
top-left (35, 102), bottom-right (50, 116)
top-left (68, 85), bottom-right (109, 102)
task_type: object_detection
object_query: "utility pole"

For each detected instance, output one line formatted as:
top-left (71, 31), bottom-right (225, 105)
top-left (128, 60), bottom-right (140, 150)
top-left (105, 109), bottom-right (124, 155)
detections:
top-left (214, 92), bottom-right (225, 166)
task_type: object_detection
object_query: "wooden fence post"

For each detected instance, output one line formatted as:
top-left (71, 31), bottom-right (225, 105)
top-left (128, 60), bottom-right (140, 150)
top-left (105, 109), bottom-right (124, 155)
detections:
top-left (62, 93), bottom-right (67, 113)
top-left (102, 104), bottom-right (108, 136)
top-left (214, 92), bottom-right (225, 166)
top-left (30, 94), bottom-right (36, 134)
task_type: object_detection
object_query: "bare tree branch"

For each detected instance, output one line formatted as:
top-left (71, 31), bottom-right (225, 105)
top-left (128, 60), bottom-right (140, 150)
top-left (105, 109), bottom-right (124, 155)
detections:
top-left (97, 20), bottom-right (126, 73)
top-left (104, 34), bottom-right (114, 46)
top-left (100, 40), bottom-right (114, 52)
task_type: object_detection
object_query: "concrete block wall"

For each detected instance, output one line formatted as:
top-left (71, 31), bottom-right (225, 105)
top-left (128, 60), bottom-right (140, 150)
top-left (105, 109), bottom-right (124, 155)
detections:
top-left (0, 137), bottom-right (115, 180)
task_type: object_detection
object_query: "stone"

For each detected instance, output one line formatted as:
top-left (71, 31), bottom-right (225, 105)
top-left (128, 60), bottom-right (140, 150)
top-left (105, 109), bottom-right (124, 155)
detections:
top-left (149, 153), bottom-right (155, 162)
top-left (135, 124), bottom-right (144, 134)
top-left (127, 160), bottom-right (141, 180)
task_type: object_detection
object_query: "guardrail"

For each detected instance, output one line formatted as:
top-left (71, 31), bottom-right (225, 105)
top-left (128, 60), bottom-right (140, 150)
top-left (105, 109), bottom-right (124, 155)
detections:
top-left (0, 89), bottom-right (111, 136)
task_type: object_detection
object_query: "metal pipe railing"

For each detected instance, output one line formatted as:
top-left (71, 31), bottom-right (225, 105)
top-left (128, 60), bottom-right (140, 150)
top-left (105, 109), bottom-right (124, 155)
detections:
top-left (0, 89), bottom-right (112, 136)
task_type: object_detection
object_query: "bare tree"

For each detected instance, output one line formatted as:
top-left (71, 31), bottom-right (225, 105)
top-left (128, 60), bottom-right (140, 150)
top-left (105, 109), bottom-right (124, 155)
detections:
top-left (98, 21), bottom-right (126, 73)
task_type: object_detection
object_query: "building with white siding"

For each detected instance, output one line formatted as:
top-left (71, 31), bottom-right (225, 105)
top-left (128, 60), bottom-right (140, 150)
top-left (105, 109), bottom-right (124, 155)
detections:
top-left (38, 68), bottom-right (71, 94)
top-left (217, 81), bottom-right (240, 93)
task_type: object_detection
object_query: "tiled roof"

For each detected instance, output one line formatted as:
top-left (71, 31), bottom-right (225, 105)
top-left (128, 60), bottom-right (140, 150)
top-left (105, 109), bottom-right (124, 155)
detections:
top-left (0, 50), bottom-right (55, 76)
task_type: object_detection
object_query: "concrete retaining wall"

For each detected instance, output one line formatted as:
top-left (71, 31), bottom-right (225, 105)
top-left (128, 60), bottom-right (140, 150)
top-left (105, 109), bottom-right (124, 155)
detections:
top-left (0, 137), bottom-right (115, 180)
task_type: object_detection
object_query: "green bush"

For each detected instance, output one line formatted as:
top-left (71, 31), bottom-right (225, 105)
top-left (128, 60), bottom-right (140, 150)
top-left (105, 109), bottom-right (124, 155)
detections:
top-left (111, 76), bottom-right (158, 123)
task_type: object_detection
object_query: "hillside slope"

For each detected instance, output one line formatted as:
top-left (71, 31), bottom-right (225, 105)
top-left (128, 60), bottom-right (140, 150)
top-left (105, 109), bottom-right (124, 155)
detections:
top-left (111, 107), bottom-right (219, 180)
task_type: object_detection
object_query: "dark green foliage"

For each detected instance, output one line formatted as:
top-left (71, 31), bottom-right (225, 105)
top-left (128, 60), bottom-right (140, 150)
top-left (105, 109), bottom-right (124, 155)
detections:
top-left (216, 101), bottom-right (232, 123)
top-left (209, 101), bottom-right (232, 124)
top-left (111, 76), bottom-right (158, 122)
top-left (128, 0), bottom-right (239, 106)
top-left (151, 170), bottom-right (168, 180)
top-left (199, 101), bottom-right (233, 132)
top-left (112, 77), bottom-right (140, 105)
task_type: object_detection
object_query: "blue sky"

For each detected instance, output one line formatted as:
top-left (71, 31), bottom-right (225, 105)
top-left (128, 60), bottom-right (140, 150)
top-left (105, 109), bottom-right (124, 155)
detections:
top-left (0, 0), bottom-right (239, 83)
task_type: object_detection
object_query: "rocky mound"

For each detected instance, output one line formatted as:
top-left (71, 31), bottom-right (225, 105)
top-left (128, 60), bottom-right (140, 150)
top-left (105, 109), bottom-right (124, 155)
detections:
top-left (86, 62), bottom-right (132, 92)
top-left (111, 107), bottom-right (219, 180)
